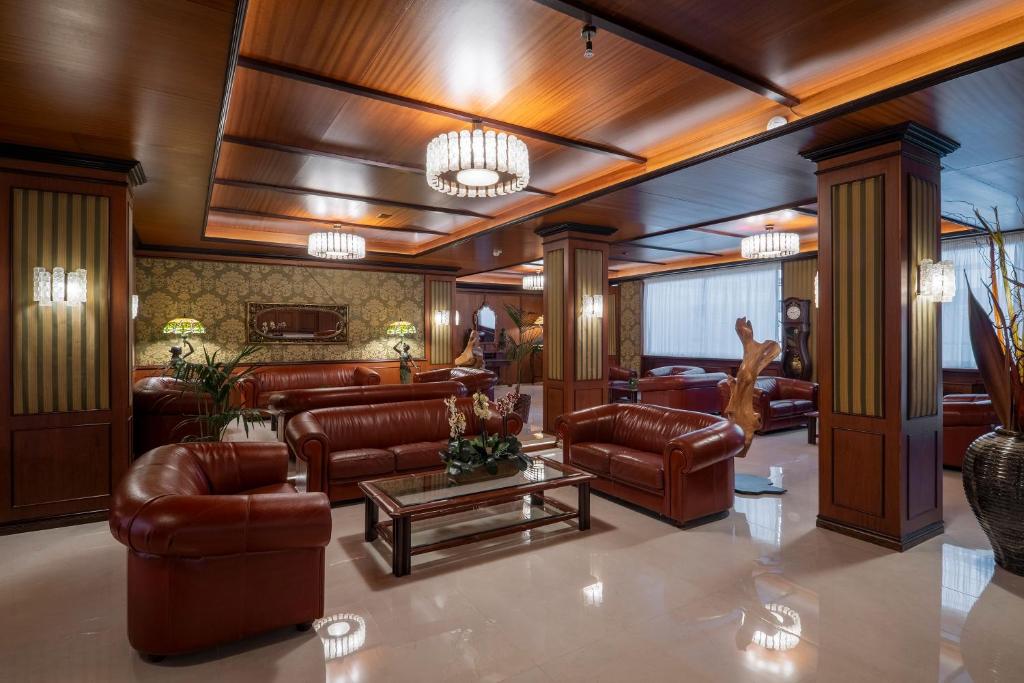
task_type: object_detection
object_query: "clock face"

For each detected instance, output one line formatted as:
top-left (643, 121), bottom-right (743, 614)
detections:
top-left (786, 304), bottom-right (802, 321)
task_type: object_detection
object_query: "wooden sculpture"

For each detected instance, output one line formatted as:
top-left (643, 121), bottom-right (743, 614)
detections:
top-left (722, 317), bottom-right (781, 456)
top-left (454, 330), bottom-right (485, 369)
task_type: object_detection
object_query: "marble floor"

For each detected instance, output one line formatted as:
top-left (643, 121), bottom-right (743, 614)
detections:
top-left (2, 427), bottom-right (1023, 682)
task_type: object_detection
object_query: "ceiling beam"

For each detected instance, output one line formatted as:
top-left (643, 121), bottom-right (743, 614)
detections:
top-left (532, 0), bottom-right (799, 107)
top-left (617, 240), bottom-right (720, 257)
top-left (237, 56), bottom-right (647, 164)
top-left (208, 206), bottom-right (449, 235)
top-left (222, 135), bottom-right (557, 197)
top-left (213, 178), bottom-right (494, 219)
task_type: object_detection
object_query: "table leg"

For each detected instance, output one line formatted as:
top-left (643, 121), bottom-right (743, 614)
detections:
top-left (807, 415), bottom-right (818, 445)
top-left (530, 492), bottom-right (546, 507)
top-left (392, 516), bottom-right (412, 577)
top-left (578, 482), bottom-right (591, 531)
top-left (364, 497), bottom-right (379, 542)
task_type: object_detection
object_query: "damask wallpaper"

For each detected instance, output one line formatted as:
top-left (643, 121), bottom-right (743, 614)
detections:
top-left (134, 257), bottom-right (424, 366)
top-left (618, 281), bottom-right (642, 373)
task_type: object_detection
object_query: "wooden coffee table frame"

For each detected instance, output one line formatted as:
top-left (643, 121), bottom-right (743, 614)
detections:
top-left (359, 458), bottom-right (594, 577)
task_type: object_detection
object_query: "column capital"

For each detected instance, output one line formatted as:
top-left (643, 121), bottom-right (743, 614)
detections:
top-left (801, 121), bottom-right (959, 164)
top-left (535, 223), bottom-right (617, 243)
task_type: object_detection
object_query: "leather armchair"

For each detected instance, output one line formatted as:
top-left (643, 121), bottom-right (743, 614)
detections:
top-left (239, 365), bottom-right (381, 410)
top-left (645, 365), bottom-right (706, 377)
top-left (943, 394), bottom-right (996, 468)
top-left (608, 365), bottom-right (638, 402)
top-left (109, 442), bottom-right (331, 658)
top-left (414, 367), bottom-right (498, 400)
top-left (717, 376), bottom-right (818, 433)
top-left (638, 372), bottom-right (729, 413)
top-left (132, 377), bottom-right (210, 457)
top-left (285, 397), bottom-right (524, 502)
top-left (555, 403), bottom-right (744, 526)
top-left (268, 381), bottom-right (468, 439)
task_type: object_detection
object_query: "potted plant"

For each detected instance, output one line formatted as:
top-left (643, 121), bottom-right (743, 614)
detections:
top-left (962, 206), bottom-right (1024, 575)
top-left (502, 304), bottom-right (543, 423)
top-left (439, 392), bottom-right (530, 481)
top-left (167, 344), bottom-right (266, 442)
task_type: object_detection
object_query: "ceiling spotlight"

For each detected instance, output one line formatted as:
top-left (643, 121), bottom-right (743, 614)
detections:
top-left (493, 248), bottom-right (503, 257)
top-left (581, 23), bottom-right (596, 59)
top-left (766, 115), bottom-right (788, 130)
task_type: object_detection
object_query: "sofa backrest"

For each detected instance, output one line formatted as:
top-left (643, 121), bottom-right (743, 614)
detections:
top-left (246, 365), bottom-right (381, 406)
top-left (268, 381), bottom-right (468, 414)
top-left (609, 403), bottom-right (723, 453)
top-left (646, 365), bottom-right (705, 377)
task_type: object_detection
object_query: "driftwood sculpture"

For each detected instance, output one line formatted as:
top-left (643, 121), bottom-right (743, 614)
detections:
top-left (454, 330), bottom-right (485, 369)
top-left (722, 317), bottom-right (781, 457)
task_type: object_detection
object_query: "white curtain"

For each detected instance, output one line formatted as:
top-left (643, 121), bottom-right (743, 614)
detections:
top-left (941, 232), bottom-right (1024, 369)
top-left (643, 263), bottom-right (781, 358)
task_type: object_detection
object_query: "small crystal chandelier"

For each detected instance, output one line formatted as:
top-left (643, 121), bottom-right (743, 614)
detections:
top-left (740, 224), bottom-right (800, 259)
top-left (522, 272), bottom-right (544, 291)
top-left (426, 121), bottom-right (529, 197)
top-left (307, 225), bottom-right (365, 260)
top-left (918, 259), bottom-right (956, 302)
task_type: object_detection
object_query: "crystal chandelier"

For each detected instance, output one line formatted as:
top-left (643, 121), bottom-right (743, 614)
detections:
top-left (522, 272), bottom-right (544, 290)
top-left (740, 224), bottom-right (800, 259)
top-left (426, 122), bottom-right (529, 197)
top-left (307, 225), bottom-right (365, 260)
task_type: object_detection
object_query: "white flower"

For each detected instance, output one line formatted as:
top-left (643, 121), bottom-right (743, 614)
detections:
top-left (472, 391), bottom-right (491, 420)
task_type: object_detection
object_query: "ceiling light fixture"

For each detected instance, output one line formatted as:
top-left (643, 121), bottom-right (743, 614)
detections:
top-left (741, 224), bottom-right (800, 259)
top-left (307, 224), bottom-right (366, 260)
top-left (581, 23), bottom-right (597, 59)
top-left (522, 271), bottom-right (544, 291)
top-left (425, 121), bottom-right (529, 197)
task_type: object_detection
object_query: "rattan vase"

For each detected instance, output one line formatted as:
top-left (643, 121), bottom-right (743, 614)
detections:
top-left (963, 428), bottom-right (1024, 576)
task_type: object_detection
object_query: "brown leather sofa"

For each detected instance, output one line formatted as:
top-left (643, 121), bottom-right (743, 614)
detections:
top-left (555, 404), bottom-right (745, 527)
top-left (718, 376), bottom-right (818, 433)
top-left (268, 381), bottom-right (468, 439)
top-left (132, 377), bottom-right (211, 457)
top-left (240, 365), bottom-right (381, 410)
top-left (608, 365), bottom-right (638, 402)
top-left (943, 394), bottom-right (996, 469)
top-left (109, 442), bottom-right (331, 659)
top-left (414, 367), bottom-right (498, 400)
top-left (639, 372), bottom-right (729, 413)
top-left (285, 397), bottom-right (524, 502)
top-left (645, 365), bottom-right (706, 377)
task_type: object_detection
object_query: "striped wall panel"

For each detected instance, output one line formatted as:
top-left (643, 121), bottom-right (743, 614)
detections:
top-left (575, 249), bottom-right (604, 381)
top-left (908, 176), bottom-right (940, 418)
top-left (12, 189), bottom-right (110, 414)
top-left (545, 249), bottom-right (564, 380)
top-left (832, 176), bottom-right (884, 417)
top-left (429, 279), bottom-right (453, 365)
top-left (782, 257), bottom-right (818, 381)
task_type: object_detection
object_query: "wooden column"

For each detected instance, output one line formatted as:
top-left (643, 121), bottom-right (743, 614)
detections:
top-left (425, 275), bottom-right (457, 367)
top-left (803, 123), bottom-right (959, 551)
top-left (537, 224), bottom-right (615, 433)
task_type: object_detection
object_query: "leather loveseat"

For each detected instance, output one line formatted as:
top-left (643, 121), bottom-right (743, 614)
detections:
top-left (109, 442), bottom-right (331, 659)
top-left (555, 403), bottom-right (745, 527)
top-left (285, 397), bottom-right (524, 502)
top-left (943, 394), bottom-right (997, 469)
top-left (413, 367), bottom-right (498, 400)
top-left (240, 365), bottom-right (381, 411)
top-left (268, 381), bottom-right (468, 439)
top-left (718, 376), bottom-right (818, 433)
top-left (638, 372), bottom-right (729, 413)
top-left (608, 365), bottom-right (638, 402)
top-left (131, 377), bottom-right (211, 457)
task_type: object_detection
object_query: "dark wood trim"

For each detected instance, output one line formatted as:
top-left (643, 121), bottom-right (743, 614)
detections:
top-left (0, 510), bottom-right (109, 536)
top-left (800, 121), bottom-right (960, 162)
top-left (616, 241), bottom-right (719, 256)
top-left (214, 177), bottom-right (494, 218)
top-left (237, 56), bottom-right (646, 164)
top-left (134, 358), bottom-right (415, 372)
top-left (531, 0), bottom-right (799, 106)
top-left (0, 144), bottom-right (145, 186)
top-left (816, 517), bottom-right (944, 552)
top-left (609, 255), bottom-right (665, 265)
top-left (455, 282), bottom-right (529, 293)
top-left (624, 199), bottom-right (818, 242)
top-left (534, 223), bottom-right (618, 238)
top-left (208, 206), bottom-right (448, 235)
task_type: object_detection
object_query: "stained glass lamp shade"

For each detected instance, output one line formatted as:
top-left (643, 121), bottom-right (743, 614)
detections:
top-left (162, 318), bottom-right (206, 337)
top-left (386, 321), bottom-right (417, 337)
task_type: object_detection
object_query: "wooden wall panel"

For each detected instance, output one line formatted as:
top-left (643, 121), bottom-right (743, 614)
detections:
top-left (908, 176), bottom-right (940, 418)
top-left (545, 249), bottom-right (564, 381)
top-left (831, 429), bottom-right (885, 517)
top-left (574, 248), bottom-right (604, 381)
top-left (429, 279), bottom-right (453, 365)
top-left (12, 190), bottom-right (110, 414)
top-left (831, 176), bottom-right (884, 417)
top-left (12, 424), bottom-right (111, 507)
top-left (782, 256), bottom-right (818, 382)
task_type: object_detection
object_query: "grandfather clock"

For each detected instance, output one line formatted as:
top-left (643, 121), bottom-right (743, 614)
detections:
top-left (782, 297), bottom-right (812, 380)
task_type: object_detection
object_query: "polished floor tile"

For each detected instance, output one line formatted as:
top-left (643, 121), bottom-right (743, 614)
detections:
top-left (2, 427), bottom-right (1024, 682)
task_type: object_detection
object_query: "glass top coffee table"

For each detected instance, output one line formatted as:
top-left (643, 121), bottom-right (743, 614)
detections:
top-left (359, 457), bottom-right (594, 576)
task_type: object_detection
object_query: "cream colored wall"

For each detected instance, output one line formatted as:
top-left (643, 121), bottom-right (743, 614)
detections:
top-left (134, 257), bottom-right (424, 366)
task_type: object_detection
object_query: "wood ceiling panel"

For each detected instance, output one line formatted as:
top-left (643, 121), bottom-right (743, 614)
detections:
top-left (207, 210), bottom-right (430, 246)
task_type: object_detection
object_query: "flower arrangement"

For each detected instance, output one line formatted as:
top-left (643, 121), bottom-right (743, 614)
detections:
top-left (439, 391), bottom-right (529, 476)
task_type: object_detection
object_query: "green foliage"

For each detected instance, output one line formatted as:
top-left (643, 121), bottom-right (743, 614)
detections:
top-left (503, 304), bottom-right (542, 392)
top-left (168, 344), bottom-right (266, 441)
top-left (440, 433), bottom-right (529, 476)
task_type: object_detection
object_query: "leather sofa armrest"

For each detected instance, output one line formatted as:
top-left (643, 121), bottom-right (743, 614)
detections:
top-left (236, 376), bottom-right (259, 409)
top-left (777, 377), bottom-right (818, 402)
top-left (484, 406), bottom-right (525, 437)
top-left (666, 420), bottom-right (745, 473)
top-left (354, 366), bottom-right (381, 386)
top-left (190, 442), bottom-right (289, 493)
top-left (554, 405), bottom-right (617, 445)
top-left (608, 365), bottom-right (636, 381)
top-left (285, 412), bottom-right (330, 494)
top-left (413, 368), bottom-right (450, 383)
top-left (641, 373), bottom-right (729, 392)
top-left (124, 491), bottom-right (332, 558)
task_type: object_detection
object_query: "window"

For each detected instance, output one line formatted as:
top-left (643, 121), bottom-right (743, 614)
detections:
top-left (942, 232), bottom-right (1024, 369)
top-left (643, 262), bottom-right (782, 358)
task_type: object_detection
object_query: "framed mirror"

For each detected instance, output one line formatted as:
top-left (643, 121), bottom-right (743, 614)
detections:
top-left (246, 302), bottom-right (349, 344)
top-left (474, 304), bottom-right (496, 342)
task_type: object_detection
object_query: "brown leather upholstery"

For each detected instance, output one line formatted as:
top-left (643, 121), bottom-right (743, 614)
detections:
top-left (285, 397), bottom-right (524, 502)
top-left (943, 394), bottom-right (996, 469)
top-left (109, 442), bottom-right (331, 657)
top-left (267, 381), bottom-right (468, 439)
top-left (131, 377), bottom-right (211, 457)
top-left (414, 367), bottom-right (498, 400)
top-left (555, 404), bottom-right (745, 526)
top-left (608, 365), bottom-right (638, 402)
top-left (645, 365), bottom-right (706, 377)
top-left (240, 365), bottom-right (381, 409)
top-left (639, 372), bottom-right (729, 413)
top-left (717, 376), bottom-right (818, 432)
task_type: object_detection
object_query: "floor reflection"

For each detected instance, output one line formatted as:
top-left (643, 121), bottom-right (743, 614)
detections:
top-left (315, 613), bottom-right (367, 661)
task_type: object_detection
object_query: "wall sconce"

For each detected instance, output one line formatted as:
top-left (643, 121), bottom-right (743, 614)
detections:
top-left (813, 271), bottom-right (818, 309)
top-left (918, 259), bottom-right (955, 303)
top-left (131, 294), bottom-right (139, 320)
top-left (581, 294), bottom-right (603, 318)
top-left (433, 310), bottom-right (450, 326)
top-left (33, 266), bottom-right (87, 306)
top-left (455, 310), bottom-right (460, 326)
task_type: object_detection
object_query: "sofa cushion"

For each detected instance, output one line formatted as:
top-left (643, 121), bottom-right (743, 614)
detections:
top-left (329, 448), bottom-right (395, 480)
top-left (610, 449), bottom-right (664, 491)
top-left (391, 440), bottom-right (448, 471)
top-left (570, 442), bottom-right (621, 474)
top-left (770, 399), bottom-right (804, 417)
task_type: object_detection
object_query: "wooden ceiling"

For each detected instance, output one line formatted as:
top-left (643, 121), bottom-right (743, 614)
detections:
top-left (1, 0), bottom-right (1022, 277)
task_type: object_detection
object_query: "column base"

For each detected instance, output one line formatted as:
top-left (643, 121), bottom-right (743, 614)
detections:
top-left (816, 516), bottom-right (943, 551)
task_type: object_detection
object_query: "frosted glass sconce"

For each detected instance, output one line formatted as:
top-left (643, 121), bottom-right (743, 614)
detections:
top-left (581, 294), bottom-right (603, 318)
top-left (33, 266), bottom-right (86, 306)
top-left (918, 259), bottom-right (955, 303)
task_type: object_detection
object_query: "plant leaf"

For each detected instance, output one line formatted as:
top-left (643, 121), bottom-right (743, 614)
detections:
top-left (967, 284), bottom-right (1012, 428)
